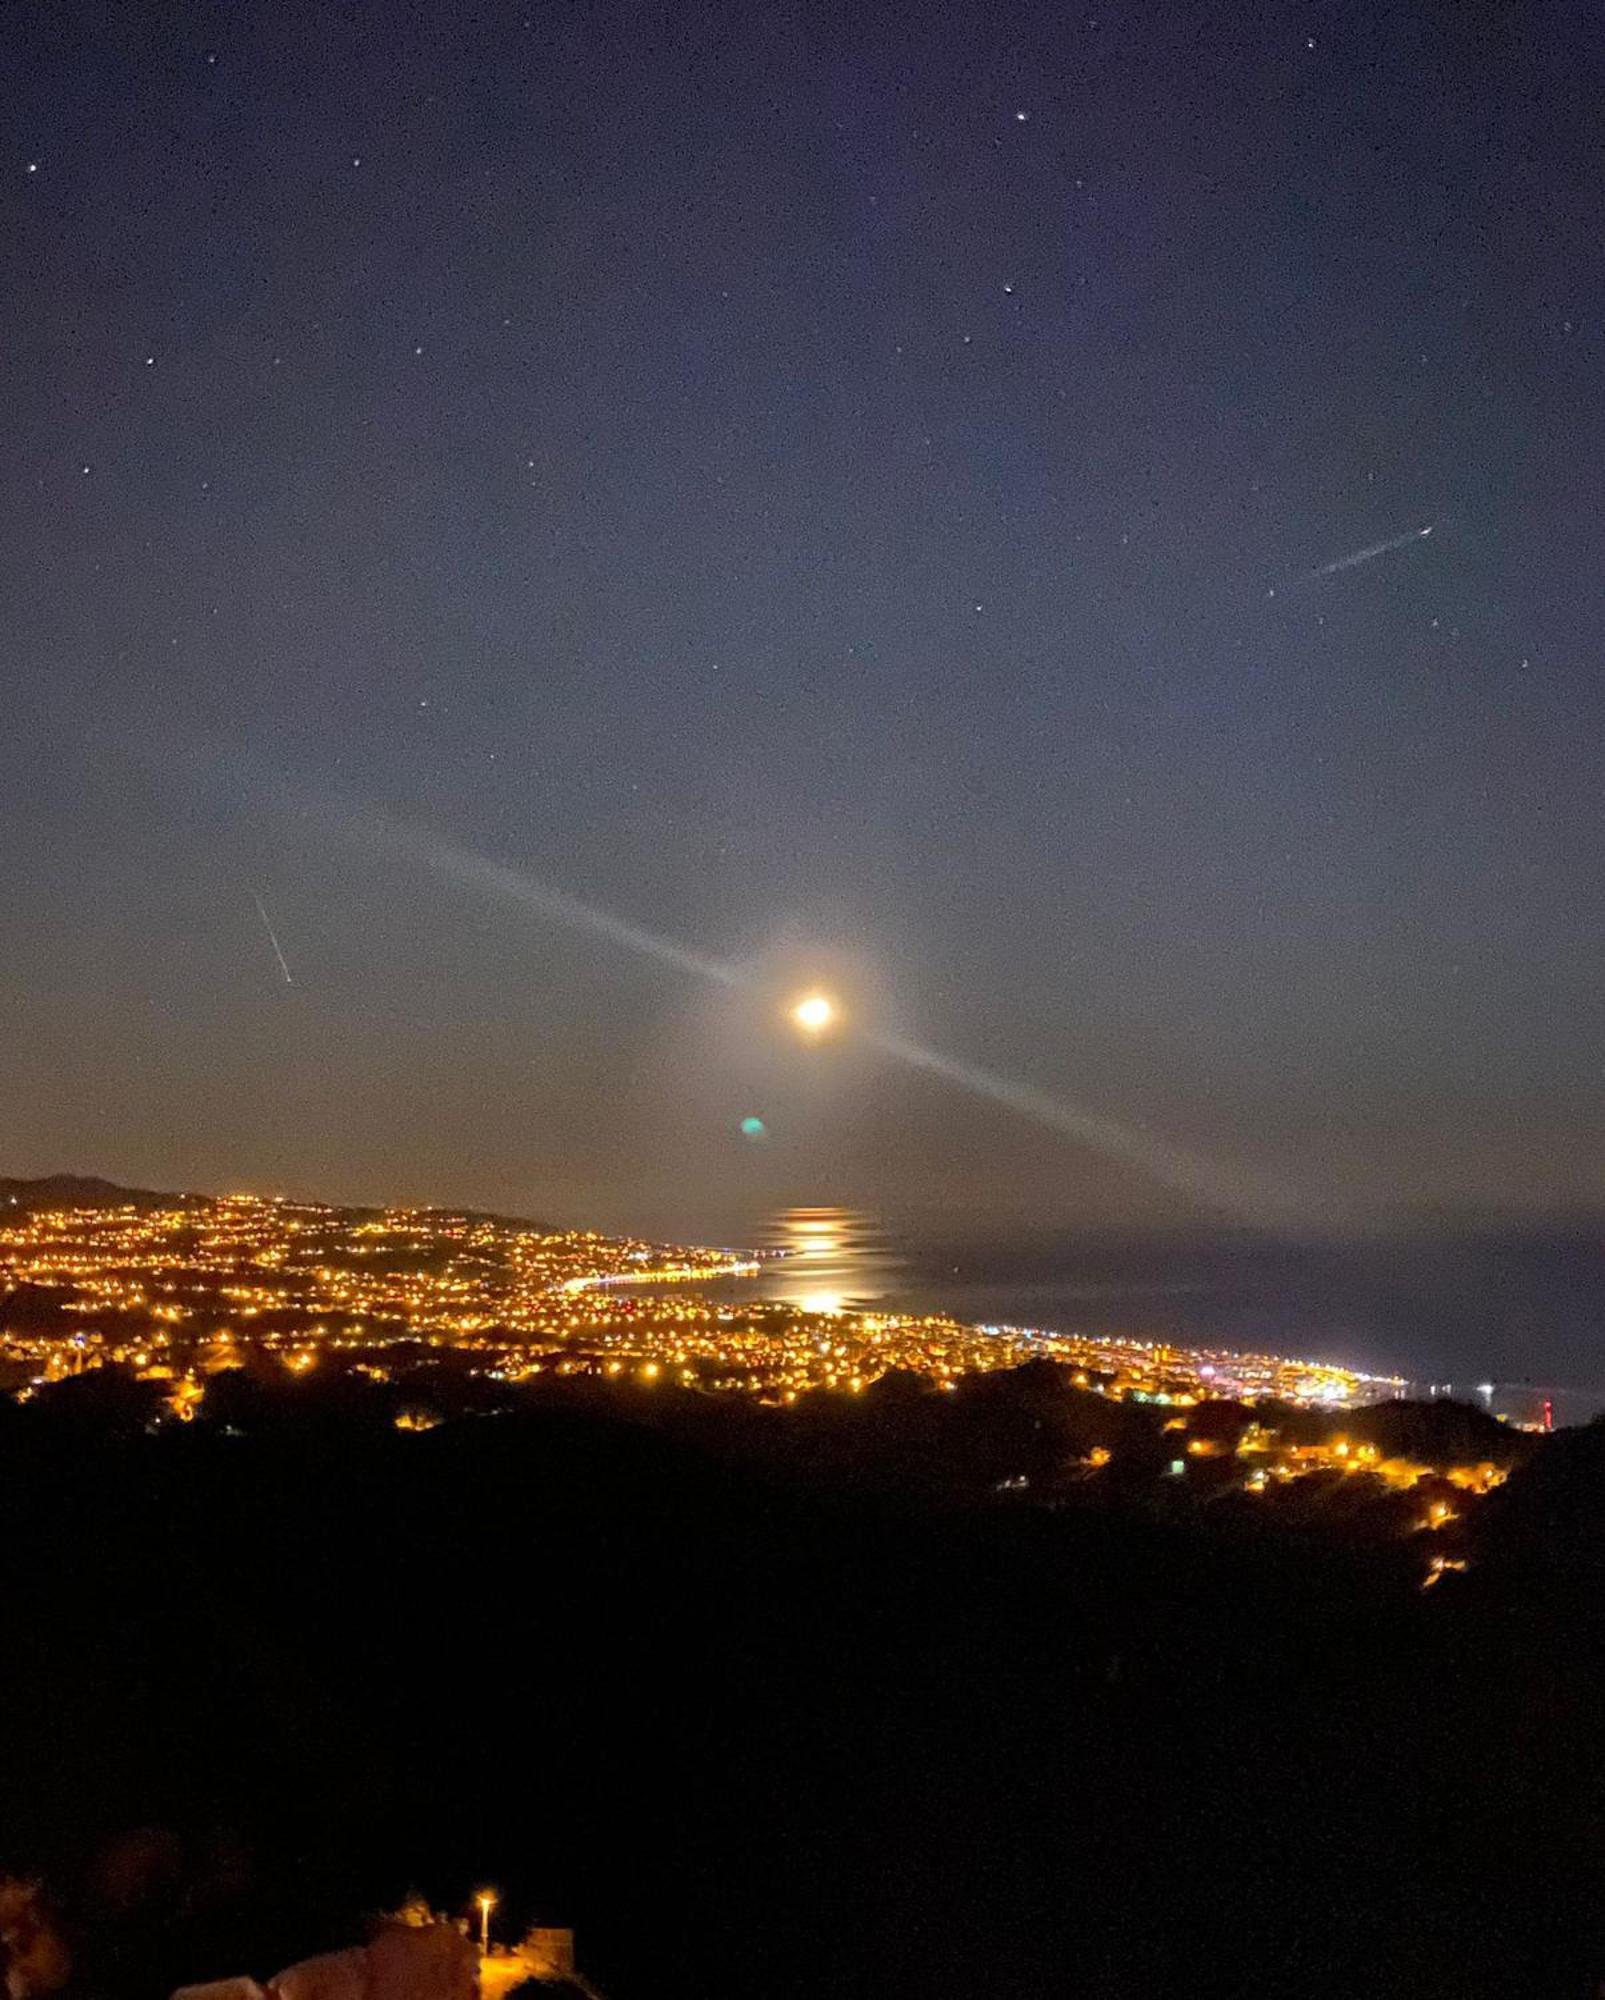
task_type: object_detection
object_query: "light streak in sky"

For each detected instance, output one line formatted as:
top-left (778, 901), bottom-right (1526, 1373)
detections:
top-left (366, 811), bottom-right (1300, 1225)
top-left (1305, 522), bottom-right (1433, 582)
top-left (868, 1030), bottom-right (1296, 1224)
top-left (369, 810), bottom-right (744, 989)
top-left (252, 891), bottom-right (294, 985)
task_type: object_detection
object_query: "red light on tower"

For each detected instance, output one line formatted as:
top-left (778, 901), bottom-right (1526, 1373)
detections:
top-left (1543, 1397), bottom-right (1554, 1433)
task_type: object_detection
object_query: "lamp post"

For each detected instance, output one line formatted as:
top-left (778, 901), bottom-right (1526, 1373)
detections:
top-left (476, 1891), bottom-right (495, 1958)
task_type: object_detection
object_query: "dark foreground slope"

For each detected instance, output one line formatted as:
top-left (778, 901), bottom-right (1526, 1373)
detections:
top-left (0, 1372), bottom-right (1601, 2000)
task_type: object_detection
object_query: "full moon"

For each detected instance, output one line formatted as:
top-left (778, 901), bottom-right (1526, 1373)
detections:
top-left (790, 992), bottom-right (837, 1035)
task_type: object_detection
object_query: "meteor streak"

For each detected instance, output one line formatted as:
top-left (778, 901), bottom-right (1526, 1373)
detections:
top-left (1305, 522), bottom-right (1433, 582)
top-left (252, 891), bottom-right (294, 985)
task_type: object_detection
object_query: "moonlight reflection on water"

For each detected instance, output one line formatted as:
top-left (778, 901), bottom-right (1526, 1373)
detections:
top-left (752, 1208), bottom-right (905, 1316)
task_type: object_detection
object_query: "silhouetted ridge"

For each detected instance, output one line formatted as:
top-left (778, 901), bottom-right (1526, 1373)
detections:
top-left (0, 1173), bottom-right (183, 1210)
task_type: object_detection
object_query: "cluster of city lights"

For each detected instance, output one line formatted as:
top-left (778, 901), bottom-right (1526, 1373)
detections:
top-left (0, 1190), bottom-right (1512, 1580)
top-left (0, 1189), bottom-right (1405, 1414)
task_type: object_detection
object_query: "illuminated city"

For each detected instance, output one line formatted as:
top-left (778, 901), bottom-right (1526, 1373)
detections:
top-left (0, 1186), bottom-right (1404, 1412)
top-left (1, 1182), bottom-right (1532, 1539)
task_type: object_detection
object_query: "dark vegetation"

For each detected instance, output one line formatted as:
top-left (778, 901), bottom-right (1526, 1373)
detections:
top-left (2, 1359), bottom-right (1604, 1999)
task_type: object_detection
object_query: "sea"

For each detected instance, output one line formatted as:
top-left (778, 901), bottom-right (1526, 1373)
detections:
top-left (659, 1206), bottom-right (1605, 1428)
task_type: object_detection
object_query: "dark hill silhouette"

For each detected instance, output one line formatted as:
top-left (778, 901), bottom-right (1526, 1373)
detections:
top-left (1339, 1395), bottom-right (1529, 1467)
top-left (1469, 1415), bottom-right (1605, 1578)
top-left (2, 1362), bottom-right (1600, 1997)
top-left (0, 1172), bottom-right (554, 1239)
top-left (0, 1173), bottom-right (181, 1211)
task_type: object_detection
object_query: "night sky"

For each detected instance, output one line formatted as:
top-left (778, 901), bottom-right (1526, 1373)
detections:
top-left (4, 0), bottom-right (1602, 1240)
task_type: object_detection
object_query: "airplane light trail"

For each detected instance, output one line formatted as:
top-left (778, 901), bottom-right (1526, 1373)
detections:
top-left (252, 891), bottom-right (294, 985)
top-left (363, 810), bottom-right (1301, 1226)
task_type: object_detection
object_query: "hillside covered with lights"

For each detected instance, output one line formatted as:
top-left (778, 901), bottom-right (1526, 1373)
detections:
top-left (0, 1175), bottom-right (1402, 1411)
top-left (7, 1175), bottom-right (1605, 1999)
